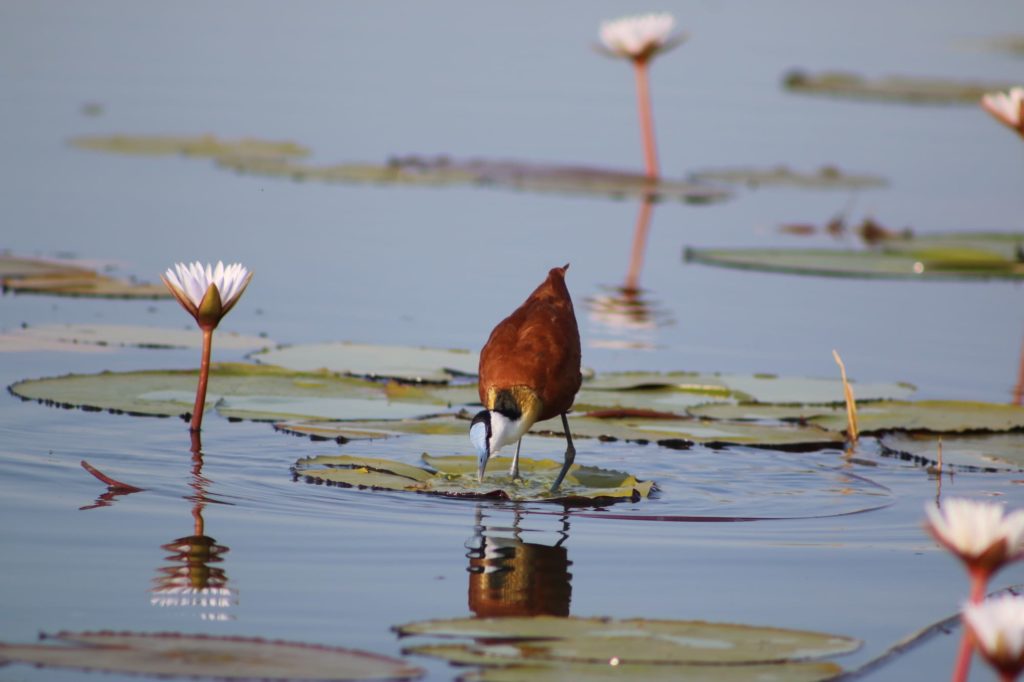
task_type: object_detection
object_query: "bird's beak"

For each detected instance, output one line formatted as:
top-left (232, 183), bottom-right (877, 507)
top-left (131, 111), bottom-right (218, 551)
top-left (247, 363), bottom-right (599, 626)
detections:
top-left (477, 451), bottom-right (489, 483)
top-left (470, 419), bottom-right (490, 483)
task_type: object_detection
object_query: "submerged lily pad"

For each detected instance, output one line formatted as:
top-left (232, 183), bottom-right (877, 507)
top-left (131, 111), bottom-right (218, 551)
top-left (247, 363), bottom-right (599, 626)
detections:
top-left (70, 134), bottom-right (310, 159)
top-left (880, 432), bottom-right (1024, 471)
top-left (9, 363), bottom-right (447, 421)
top-left (688, 400), bottom-right (1024, 435)
top-left (783, 70), bottom-right (1017, 104)
top-left (685, 231), bottom-right (1024, 281)
top-left (294, 454), bottom-right (653, 504)
top-left (0, 324), bottom-right (270, 352)
top-left (457, 661), bottom-right (842, 682)
top-left (0, 631), bottom-right (422, 680)
top-left (692, 165), bottom-right (885, 190)
top-left (395, 616), bottom-right (859, 665)
top-left (251, 342), bottom-right (480, 383)
top-left (219, 155), bottom-right (730, 204)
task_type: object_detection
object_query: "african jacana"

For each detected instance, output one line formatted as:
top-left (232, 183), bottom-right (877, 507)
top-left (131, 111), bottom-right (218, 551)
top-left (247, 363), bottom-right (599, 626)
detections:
top-left (470, 264), bottom-right (582, 492)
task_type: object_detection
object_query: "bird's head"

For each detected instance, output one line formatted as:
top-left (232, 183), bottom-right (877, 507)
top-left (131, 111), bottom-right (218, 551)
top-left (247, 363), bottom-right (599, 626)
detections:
top-left (470, 408), bottom-right (523, 482)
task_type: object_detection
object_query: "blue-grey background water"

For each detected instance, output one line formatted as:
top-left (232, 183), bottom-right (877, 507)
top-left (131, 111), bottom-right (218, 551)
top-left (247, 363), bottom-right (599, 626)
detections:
top-left (2, 2), bottom-right (1023, 680)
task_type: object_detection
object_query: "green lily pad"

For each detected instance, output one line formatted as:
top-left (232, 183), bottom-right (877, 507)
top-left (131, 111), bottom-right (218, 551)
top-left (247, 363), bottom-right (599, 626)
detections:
top-left (688, 400), bottom-right (1024, 435)
top-left (0, 254), bottom-right (95, 279)
top-left (456, 660), bottom-right (843, 682)
top-left (554, 415), bottom-right (843, 448)
top-left (581, 371), bottom-right (913, 404)
top-left (293, 454), bottom-right (653, 504)
top-left (394, 616), bottom-right (859, 664)
top-left (880, 432), bottom-right (1024, 471)
top-left (70, 134), bottom-right (309, 159)
top-left (9, 363), bottom-right (446, 421)
top-left (0, 631), bottom-right (422, 680)
top-left (692, 165), bottom-right (885, 190)
top-left (276, 415), bottom-right (468, 440)
top-left (251, 342), bottom-right (480, 383)
top-left (219, 155), bottom-right (730, 204)
top-left (685, 242), bottom-right (1024, 281)
top-left (0, 324), bottom-right (270, 352)
top-left (274, 413), bottom-right (841, 449)
top-left (783, 70), bottom-right (1018, 104)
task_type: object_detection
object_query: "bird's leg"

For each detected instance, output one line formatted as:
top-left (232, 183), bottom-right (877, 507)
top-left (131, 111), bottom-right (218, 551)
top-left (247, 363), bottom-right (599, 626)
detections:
top-left (509, 439), bottom-right (522, 480)
top-left (550, 414), bottom-right (576, 492)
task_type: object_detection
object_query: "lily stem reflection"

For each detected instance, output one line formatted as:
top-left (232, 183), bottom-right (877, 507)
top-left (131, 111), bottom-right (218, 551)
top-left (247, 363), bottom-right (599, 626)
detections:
top-left (624, 195), bottom-right (655, 292)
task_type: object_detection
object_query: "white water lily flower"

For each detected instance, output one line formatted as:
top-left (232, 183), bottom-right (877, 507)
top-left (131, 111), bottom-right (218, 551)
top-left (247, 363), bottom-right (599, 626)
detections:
top-left (963, 596), bottom-right (1024, 679)
top-left (162, 261), bottom-right (253, 331)
top-left (925, 498), bottom-right (1024, 574)
top-left (599, 13), bottom-right (681, 61)
top-left (981, 86), bottom-right (1024, 135)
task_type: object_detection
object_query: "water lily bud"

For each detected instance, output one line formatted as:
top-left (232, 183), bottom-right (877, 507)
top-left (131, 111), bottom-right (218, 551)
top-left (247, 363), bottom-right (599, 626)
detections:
top-left (598, 13), bottom-right (683, 62)
top-left (963, 596), bottom-right (1024, 680)
top-left (925, 498), bottom-right (1024, 576)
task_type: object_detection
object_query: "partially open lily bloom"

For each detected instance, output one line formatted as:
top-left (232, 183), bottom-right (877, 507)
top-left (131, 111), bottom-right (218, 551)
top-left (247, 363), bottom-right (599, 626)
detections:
top-left (598, 13), bottom-right (681, 62)
top-left (162, 261), bottom-right (253, 331)
top-left (963, 596), bottom-right (1024, 680)
top-left (981, 87), bottom-right (1024, 137)
top-left (925, 499), bottom-right (1024, 576)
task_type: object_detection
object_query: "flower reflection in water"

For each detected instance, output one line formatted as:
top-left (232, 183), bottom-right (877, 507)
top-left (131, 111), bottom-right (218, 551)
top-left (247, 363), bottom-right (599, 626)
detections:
top-left (465, 506), bottom-right (572, 618)
top-left (587, 195), bottom-right (673, 349)
top-left (150, 432), bottom-right (237, 621)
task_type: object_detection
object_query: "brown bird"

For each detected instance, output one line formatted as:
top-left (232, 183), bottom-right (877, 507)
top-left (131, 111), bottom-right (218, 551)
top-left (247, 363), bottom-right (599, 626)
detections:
top-left (471, 264), bottom-right (582, 491)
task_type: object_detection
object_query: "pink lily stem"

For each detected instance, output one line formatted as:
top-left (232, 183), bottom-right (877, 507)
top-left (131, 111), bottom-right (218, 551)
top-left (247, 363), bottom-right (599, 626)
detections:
top-left (624, 196), bottom-right (655, 291)
top-left (632, 58), bottom-right (659, 180)
top-left (1013, 333), bottom-right (1024, 406)
top-left (190, 328), bottom-right (213, 432)
top-left (951, 570), bottom-right (990, 682)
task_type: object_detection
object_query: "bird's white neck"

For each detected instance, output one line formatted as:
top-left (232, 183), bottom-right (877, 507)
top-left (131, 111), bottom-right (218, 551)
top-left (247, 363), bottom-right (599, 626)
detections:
top-left (489, 411), bottom-right (529, 453)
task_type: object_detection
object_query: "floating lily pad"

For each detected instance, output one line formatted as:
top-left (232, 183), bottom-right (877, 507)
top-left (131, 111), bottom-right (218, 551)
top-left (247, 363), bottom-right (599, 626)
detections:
top-left (880, 433), bottom-right (1024, 471)
top-left (688, 400), bottom-right (1024, 435)
top-left (0, 324), bottom-right (270, 352)
top-left (293, 454), bottom-right (653, 504)
top-left (581, 371), bottom-right (913, 404)
top-left (0, 255), bottom-right (169, 299)
top-left (685, 231), bottom-right (1024, 281)
top-left (395, 616), bottom-right (859, 664)
top-left (9, 363), bottom-right (445, 421)
top-left (251, 342), bottom-right (480, 383)
top-left (692, 165), bottom-right (885, 190)
top-left (0, 631), bottom-right (422, 680)
top-left (783, 70), bottom-right (1018, 104)
top-left (219, 155), bottom-right (731, 204)
top-left (276, 415), bottom-right (467, 440)
top-left (70, 134), bottom-right (309, 159)
top-left (556, 415), bottom-right (843, 449)
top-left (457, 660), bottom-right (843, 682)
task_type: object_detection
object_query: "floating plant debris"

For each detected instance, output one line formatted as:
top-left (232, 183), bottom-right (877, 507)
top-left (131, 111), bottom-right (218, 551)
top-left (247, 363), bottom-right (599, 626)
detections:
top-left (396, 615), bottom-right (858, 671)
top-left (0, 324), bottom-right (270, 353)
top-left (0, 254), bottom-right (168, 299)
top-left (69, 134), bottom-right (309, 159)
top-left (688, 400), bottom-right (1024, 436)
top-left (783, 70), bottom-right (1018, 104)
top-left (251, 341), bottom-right (481, 384)
top-left (220, 155), bottom-right (733, 204)
top-left (294, 454), bottom-right (654, 504)
top-left (457, 661), bottom-right (844, 682)
top-left (692, 165), bottom-right (886, 190)
top-left (685, 231), bottom-right (1024, 280)
top-left (0, 631), bottom-right (422, 680)
top-left (880, 432), bottom-right (1024, 471)
top-left (9, 363), bottom-right (447, 421)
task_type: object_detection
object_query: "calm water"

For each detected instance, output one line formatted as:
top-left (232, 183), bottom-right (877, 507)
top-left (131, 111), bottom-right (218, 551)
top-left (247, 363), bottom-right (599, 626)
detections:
top-left (2, 2), bottom-right (1024, 680)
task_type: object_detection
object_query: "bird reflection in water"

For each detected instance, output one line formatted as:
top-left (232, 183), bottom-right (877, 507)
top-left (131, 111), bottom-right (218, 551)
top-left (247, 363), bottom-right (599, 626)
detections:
top-left (587, 193), bottom-right (673, 345)
top-left (150, 431), bottom-right (236, 621)
top-left (465, 506), bottom-right (572, 618)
